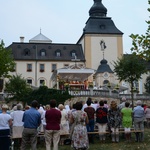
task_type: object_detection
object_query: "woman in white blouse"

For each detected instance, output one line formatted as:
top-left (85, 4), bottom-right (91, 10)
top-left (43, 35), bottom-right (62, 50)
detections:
top-left (0, 104), bottom-right (12, 150)
top-left (58, 104), bottom-right (69, 145)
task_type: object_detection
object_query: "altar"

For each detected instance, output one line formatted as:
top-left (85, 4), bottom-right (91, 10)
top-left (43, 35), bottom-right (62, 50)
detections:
top-left (69, 84), bottom-right (85, 90)
top-left (51, 64), bottom-right (95, 89)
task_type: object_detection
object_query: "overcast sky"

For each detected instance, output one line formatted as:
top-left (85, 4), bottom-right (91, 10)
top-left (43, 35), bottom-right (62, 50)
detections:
top-left (0, 0), bottom-right (149, 54)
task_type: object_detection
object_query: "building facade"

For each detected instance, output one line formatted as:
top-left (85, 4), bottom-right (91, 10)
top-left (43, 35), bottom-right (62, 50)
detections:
top-left (3, 0), bottom-right (149, 94)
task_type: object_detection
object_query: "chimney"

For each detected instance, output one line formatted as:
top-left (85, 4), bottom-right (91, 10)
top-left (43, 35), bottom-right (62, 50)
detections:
top-left (20, 36), bottom-right (25, 43)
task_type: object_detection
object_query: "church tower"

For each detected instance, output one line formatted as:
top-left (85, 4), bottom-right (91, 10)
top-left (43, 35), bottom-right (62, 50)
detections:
top-left (77, 0), bottom-right (123, 71)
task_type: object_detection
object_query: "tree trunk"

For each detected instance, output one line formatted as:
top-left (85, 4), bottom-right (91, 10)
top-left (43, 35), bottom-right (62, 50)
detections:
top-left (131, 82), bottom-right (134, 110)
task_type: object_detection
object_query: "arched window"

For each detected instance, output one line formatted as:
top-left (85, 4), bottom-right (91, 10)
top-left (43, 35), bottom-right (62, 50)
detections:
top-left (40, 79), bottom-right (45, 86)
top-left (103, 80), bottom-right (109, 85)
top-left (26, 79), bottom-right (32, 85)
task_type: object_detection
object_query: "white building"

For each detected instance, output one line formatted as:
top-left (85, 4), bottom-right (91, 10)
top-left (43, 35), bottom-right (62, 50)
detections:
top-left (4, 0), bottom-right (149, 94)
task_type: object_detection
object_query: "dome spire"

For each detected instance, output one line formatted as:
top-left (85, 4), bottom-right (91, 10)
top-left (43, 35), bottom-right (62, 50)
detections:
top-left (89, 0), bottom-right (107, 17)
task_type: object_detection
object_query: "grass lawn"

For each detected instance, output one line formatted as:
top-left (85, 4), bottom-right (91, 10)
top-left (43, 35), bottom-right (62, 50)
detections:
top-left (17, 128), bottom-right (150, 150)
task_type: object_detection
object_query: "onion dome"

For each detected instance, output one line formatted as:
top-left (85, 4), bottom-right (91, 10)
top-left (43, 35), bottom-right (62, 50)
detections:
top-left (89, 0), bottom-right (107, 17)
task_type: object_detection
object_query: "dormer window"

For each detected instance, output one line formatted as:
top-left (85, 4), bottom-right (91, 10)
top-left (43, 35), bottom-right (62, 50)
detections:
top-left (70, 50), bottom-right (76, 58)
top-left (100, 24), bottom-right (106, 29)
top-left (24, 48), bottom-right (30, 56)
top-left (56, 52), bottom-right (61, 57)
top-left (41, 51), bottom-right (46, 56)
top-left (55, 49), bottom-right (61, 57)
top-left (40, 49), bottom-right (46, 56)
top-left (72, 52), bottom-right (76, 57)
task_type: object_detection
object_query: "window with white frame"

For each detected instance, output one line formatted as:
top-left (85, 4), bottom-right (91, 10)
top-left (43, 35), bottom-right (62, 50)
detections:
top-left (52, 64), bottom-right (57, 72)
top-left (27, 64), bottom-right (32, 72)
top-left (40, 64), bottom-right (45, 72)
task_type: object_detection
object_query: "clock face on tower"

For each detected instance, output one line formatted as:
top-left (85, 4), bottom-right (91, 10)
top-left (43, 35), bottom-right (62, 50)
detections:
top-left (103, 72), bottom-right (109, 79)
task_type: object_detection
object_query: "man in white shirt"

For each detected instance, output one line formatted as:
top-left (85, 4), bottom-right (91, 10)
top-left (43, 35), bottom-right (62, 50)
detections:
top-left (82, 98), bottom-right (98, 111)
top-left (10, 103), bottom-right (24, 138)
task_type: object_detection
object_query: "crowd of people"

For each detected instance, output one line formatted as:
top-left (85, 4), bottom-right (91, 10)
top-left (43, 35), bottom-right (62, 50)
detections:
top-left (0, 97), bottom-right (149, 150)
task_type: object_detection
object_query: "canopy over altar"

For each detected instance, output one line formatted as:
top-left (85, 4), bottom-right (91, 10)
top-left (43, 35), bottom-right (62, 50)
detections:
top-left (51, 64), bottom-right (95, 89)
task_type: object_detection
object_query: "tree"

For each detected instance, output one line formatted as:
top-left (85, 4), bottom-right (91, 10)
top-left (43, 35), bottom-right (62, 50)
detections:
top-left (0, 40), bottom-right (15, 78)
top-left (5, 73), bottom-right (72, 105)
top-left (5, 74), bottom-right (32, 104)
top-left (113, 54), bottom-right (147, 108)
top-left (130, 0), bottom-right (150, 60)
top-left (145, 75), bottom-right (150, 94)
top-left (27, 86), bottom-right (72, 105)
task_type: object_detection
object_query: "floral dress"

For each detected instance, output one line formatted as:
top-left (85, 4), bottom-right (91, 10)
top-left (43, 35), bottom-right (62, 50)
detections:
top-left (71, 110), bottom-right (89, 150)
top-left (108, 108), bottom-right (122, 129)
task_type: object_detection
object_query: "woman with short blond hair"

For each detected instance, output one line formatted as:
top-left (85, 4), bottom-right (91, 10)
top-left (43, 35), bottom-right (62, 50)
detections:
top-left (0, 104), bottom-right (12, 150)
top-left (58, 104), bottom-right (69, 145)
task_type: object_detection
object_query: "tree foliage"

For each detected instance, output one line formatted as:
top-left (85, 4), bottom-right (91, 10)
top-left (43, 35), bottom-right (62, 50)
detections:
top-left (0, 40), bottom-right (15, 78)
top-left (27, 86), bottom-right (72, 106)
top-left (113, 54), bottom-right (147, 108)
top-left (5, 74), bottom-right (32, 103)
top-left (5, 75), bottom-right (72, 105)
top-left (113, 54), bottom-right (147, 85)
top-left (145, 75), bottom-right (150, 94)
top-left (130, 0), bottom-right (150, 60)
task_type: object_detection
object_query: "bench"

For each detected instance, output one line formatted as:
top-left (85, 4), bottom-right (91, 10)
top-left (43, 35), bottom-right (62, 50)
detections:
top-left (36, 128), bottom-right (143, 137)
